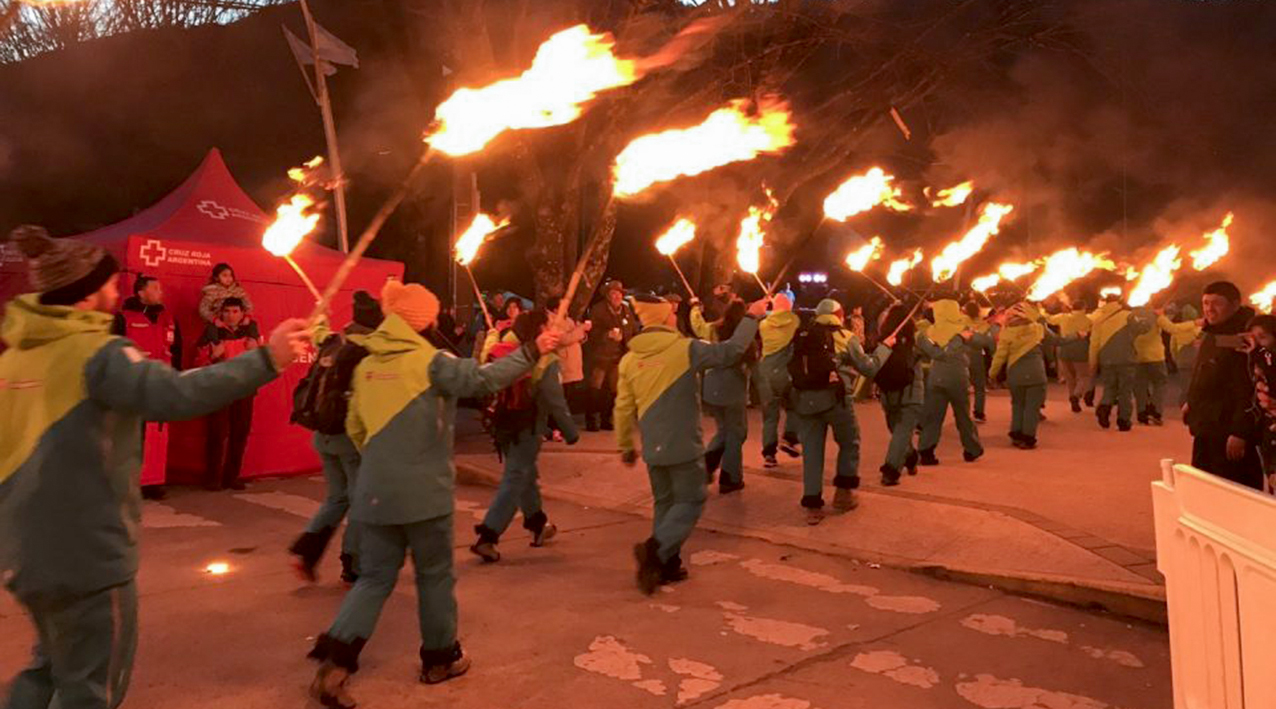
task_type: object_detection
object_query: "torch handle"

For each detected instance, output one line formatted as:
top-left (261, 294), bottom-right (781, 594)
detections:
top-left (855, 270), bottom-right (900, 303)
top-left (465, 265), bottom-right (494, 331)
top-left (751, 271), bottom-right (770, 298)
top-left (284, 255), bottom-right (322, 303)
top-left (308, 146), bottom-right (434, 324)
top-left (556, 194), bottom-right (617, 323)
top-left (668, 255), bottom-right (696, 300)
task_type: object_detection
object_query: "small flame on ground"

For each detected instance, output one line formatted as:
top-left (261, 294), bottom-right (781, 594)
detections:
top-left (971, 274), bottom-right (1001, 293)
top-left (844, 236), bottom-right (884, 272)
top-left (1189, 212), bottom-right (1234, 271)
top-left (1025, 248), bottom-right (1116, 301)
top-left (1251, 281), bottom-right (1276, 313)
top-left (655, 218), bottom-right (697, 256)
top-left (823, 167), bottom-right (911, 222)
top-left (454, 213), bottom-right (509, 266)
top-left (613, 96), bottom-right (795, 198)
top-left (887, 249), bottom-right (924, 286)
top-left (205, 562), bottom-right (230, 576)
top-left (931, 202), bottom-right (1014, 281)
top-left (426, 25), bottom-right (638, 156)
top-left (1128, 245), bottom-right (1182, 307)
top-left (262, 194), bottom-right (321, 257)
top-left (929, 181), bottom-right (974, 208)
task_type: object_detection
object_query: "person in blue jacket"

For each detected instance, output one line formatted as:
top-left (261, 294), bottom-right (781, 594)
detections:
top-left (1, 225), bottom-right (309, 709)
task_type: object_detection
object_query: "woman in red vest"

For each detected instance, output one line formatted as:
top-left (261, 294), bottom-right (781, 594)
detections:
top-left (112, 274), bottom-right (181, 499)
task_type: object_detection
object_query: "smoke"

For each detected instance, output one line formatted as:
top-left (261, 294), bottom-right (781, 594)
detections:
top-left (925, 0), bottom-right (1276, 290)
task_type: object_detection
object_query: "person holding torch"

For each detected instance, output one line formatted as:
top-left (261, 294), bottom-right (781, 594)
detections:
top-left (308, 281), bottom-right (563, 708)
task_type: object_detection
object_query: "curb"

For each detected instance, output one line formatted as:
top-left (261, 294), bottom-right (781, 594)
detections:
top-left (454, 460), bottom-right (1167, 625)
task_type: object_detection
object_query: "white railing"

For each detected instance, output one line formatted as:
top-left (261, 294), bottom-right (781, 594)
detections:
top-left (1153, 459), bottom-right (1276, 709)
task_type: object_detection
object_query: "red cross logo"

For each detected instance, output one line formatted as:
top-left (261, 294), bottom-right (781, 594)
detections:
top-left (139, 239), bottom-right (167, 268)
top-left (196, 200), bottom-right (230, 220)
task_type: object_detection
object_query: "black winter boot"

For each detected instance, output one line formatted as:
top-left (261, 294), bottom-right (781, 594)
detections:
top-left (1084, 389), bottom-right (1096, 408)
top-left (660, 554), bottom-right (689, 585)
top-left (470, 524), bottom-right (501, 563)
top-left (339, 553), bottom-right (359, 585)
top-left (704, 447), bottom-right (724, 483)
top-left (289, 527), bottom-right (336, 583)
top-left (1070, 397), bottom-right (1082, 413)
top-left (633, 538), bottom-right (663, 595)
top-left (904, 450), bottom-right (919, 475)
top-left (1117, 419), bottom-right (1133, 432)
top-left (880, 464), bottom-right (901, 486)
top-left (1096, 404), bottom-right (1112, 429)
top-left (523, 510), bottom-right (557, 547)
top-left (918, 448), bottom-right (940, 466)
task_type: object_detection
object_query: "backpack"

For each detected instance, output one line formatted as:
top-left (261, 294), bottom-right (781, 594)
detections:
top-left (874, 344), bottom-right (915, 393)
top-left (788, 323), bottom-right (841, 392)
top-left (291, 334), bottom-right (368, 435)
top-left (484, 340), bottom-right (538, 451)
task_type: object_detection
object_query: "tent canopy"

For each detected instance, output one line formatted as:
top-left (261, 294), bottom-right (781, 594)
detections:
top-left (60, 148), bottom-right (405, 480)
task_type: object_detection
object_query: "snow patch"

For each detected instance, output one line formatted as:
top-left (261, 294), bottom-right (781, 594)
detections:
top-left (713, 694), bottom-right (817, 709)
top-left (723, 612), bottom-right (829, 650)
top-left (573, 636), bottom-right (652, 681)
top-left (864, 595), bottom-right (942, 614)
top-left (633, 679), bottom-right (668, 696)
top-left (691, 550), bottom-right (741, 566)
top-left (850, 650), bottom-right (940, 689)
top-left (738, 558), bottom-right (878, 596)
top-left (955, 673), bottom-right (1116, 709)
top-left (960, 614), bottom-right (1068, 644)
top-left (1081, 646), bottom-right (1145, 668)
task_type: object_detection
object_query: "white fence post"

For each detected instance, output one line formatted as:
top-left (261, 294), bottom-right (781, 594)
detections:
top-left (1153, 459), bottom-right (1276, 709)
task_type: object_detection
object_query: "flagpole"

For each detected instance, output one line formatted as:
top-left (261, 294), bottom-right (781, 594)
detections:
top-left (298, 0), bottom-right (351, 254)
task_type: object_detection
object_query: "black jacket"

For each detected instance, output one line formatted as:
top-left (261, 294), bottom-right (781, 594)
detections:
top-left (1186, 306), bottom-right (1257, 441)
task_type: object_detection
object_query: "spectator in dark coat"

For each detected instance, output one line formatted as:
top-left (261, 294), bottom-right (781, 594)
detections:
top-left (584, 280), bottom-right (639, 431)
top-left (1185, 281), bottom-right (1263, 490)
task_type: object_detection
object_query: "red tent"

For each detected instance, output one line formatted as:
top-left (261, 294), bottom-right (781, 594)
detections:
top-left (60, 148), bottom-right (403, 481)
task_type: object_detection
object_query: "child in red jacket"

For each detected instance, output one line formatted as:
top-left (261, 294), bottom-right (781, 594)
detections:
top-left (196, 297), bottom-right (262, 490)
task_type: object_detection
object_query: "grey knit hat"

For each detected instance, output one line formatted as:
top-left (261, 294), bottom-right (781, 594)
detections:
top-left (3, 225), bottom-right (119, 305)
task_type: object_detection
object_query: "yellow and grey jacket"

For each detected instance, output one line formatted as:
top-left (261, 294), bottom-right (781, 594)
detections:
top-left (1048, 309), bottom-right (1092, 362)
top-left (0, 295), bottom-right (279, 598)
top-left (1132, 308), bottom-right (1201, 364)
top-left (616, 317), bottom-right (759, 465)
top-left (690, 306), bottom-right (752, 408)
top-left (1088, 303), bottom-right (1151, 368)
top-left (346, 314), bottom-right (539, 525)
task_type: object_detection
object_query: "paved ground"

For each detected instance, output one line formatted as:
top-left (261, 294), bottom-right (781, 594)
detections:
top-left (1, 476), bottom-right (1171, 709)
top-left (457, 383), bottom-right (1190, 605)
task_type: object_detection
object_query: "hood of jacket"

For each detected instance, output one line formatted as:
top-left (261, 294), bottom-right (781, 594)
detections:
top-left (1, 295), bottom-right (114, 351)
top-left (362, 313), bottom-right (430, 357)
top-left (1204, 305), bottom-right (1255, 336)
top-left (627, 326), bottom-right (685, 358)
top-left (928, 299), bottom-right (968, 348)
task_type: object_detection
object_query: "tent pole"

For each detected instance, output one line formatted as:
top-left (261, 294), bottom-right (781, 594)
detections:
top-left (299, 0), bottom-right (351, 254)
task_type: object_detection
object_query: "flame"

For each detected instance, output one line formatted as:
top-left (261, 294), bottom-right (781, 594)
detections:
top-left (823, 167), bottom-right (911, 221)
top-left (17, 0), bottom-right (87, 5)
top-left (454, 213), bottom-right (509, 266)
top-left (1100, 286), bottom-right (1125, 299)
top-left (735, 196), bottom-right (777, 274)
top-left (998, 261), bottom-right (1038, 281)
top-left (886, 249), bottom-right (924, 286)
top-left (1024, 248), bottom-right (1116, 301)
top-left (287, 155), bottom-right (325, 184)
top-left (930, 181), bottom-right (974, 208)
top-left (1251, 281), bottom-right (1276, 314)
top-left (426, 25), bottom-right (638, 156)
top-left (613, 97), bottom-right (795, 198)
top-left (262, 194), bottom-right (321, 257)
top-left (655, 218), bottom-right (697, 256)
top-left (971, 274), bottom-right (1001, 293)
top-left (931, 202), bottom-right (1014, 281)
top-left (204, 562), bottom-right (230, 576)
top-left (1124, 266), bottom-right (1140, 281)
top-left (844, 236), bottom-right (884, 272)
top-left (1189, 212), bottom-right (1233, 271)
top-left (1128, 245), bottom-right (1182, 307)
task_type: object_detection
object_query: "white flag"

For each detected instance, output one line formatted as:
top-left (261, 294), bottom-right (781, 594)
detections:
top-left (283, 23), bottom-right (358, 77)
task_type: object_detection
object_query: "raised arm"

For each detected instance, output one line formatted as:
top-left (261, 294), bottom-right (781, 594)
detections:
top-left (689, 305), bottom-right (713, 340)
top-left (915, 333), bottom-right (943, 360)
top-left (86, 340), bottom-right (278, 421)
top-left (841, 336), bottom-right (891, 378)
top-left (430, 345), bottom-right (536, 399)
top-left (689, 316), bottom-right (760, 372)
